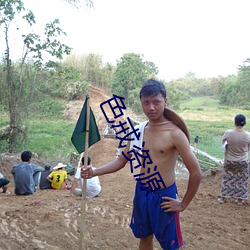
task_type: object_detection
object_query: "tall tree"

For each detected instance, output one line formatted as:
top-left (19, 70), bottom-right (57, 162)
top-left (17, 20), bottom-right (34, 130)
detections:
top-left (111, 53), bottom-right (158, 108)
top-left (0, 0), bottom-right (72, 152)
top-left (64, 0), bottom-right (93, 8)
top-left (64, 53), bottom-right (115, 90)
top-left (237, 58), bottom-right (250, 107)
top-left (217, 75), bottom-right (238, 105)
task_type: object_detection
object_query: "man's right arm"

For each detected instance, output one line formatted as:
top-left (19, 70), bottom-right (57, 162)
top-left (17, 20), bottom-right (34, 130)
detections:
top-left (46, 173), bottom-right (53, 183)
top-left (81, 143), bottom-right (132, 178)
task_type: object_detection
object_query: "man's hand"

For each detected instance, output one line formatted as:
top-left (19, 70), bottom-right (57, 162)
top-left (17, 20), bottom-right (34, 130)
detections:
top-left (81, 166), bottom-right (94, 179)
top-left (160, 195), bottom-right (185, 212)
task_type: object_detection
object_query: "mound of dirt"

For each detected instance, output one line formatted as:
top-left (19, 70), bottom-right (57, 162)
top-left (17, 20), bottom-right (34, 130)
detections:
top-left (0, 153), bottom-right (44, 180)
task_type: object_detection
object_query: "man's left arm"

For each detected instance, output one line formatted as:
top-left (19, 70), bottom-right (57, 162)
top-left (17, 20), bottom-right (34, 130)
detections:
top-left (32, 164), bottom-right (44, 173)
top-left (161, 130), bottom-right (203, 212)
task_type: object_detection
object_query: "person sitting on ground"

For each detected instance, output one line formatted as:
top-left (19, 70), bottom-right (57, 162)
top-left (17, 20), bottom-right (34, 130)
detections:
top-left (70, 156), bottom-right (101, 198)
top-left (0, 172), bottom-right (10, 194)
top-left (12, 151), bottom-right (44, 195)
top-left (116, 145), bottom-right (121, 159)
top-left (39, 163), bottom-right (52, 190)
top-left (47, 163), bottom-right (70, 190)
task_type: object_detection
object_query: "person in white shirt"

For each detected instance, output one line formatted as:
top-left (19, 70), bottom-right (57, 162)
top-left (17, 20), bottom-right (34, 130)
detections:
top-left (116, 146), bottom-right (121, 158)
top-left (70, 156), bottom-right (101, 199)
top-left (0, 172), bottom-right (10, 194)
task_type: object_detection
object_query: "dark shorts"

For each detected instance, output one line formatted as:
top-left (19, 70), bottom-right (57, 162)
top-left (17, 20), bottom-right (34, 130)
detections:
top-left (130, 182), bottom-right (183, 250)
top-left (0, 178), bottom-right (10, 188)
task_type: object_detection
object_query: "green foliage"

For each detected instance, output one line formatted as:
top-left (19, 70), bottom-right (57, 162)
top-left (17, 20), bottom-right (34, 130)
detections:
top-left (0, 0), bottom-right (73, 152)
top-left (195, 154), bottom-right (219, 171)
top-left (167, 75), bottom-right (213, 98)
top-left (218, 75), bottom-right (239, 105)
top-left (111, 53), bottom-right (158, 110)
top-left (23, 18), bottom-right (72, 66)
top-left (63, 54), bottom-right (114, 90)
top-left (26, 120), bottom-right (76, 163)
top-left (237, 58), bottom-right (250, 105)
top-left (45, 65), bottom-right (89, 100)
top-left (64, 0), bottom-right (94, 8)
top-left (2, 97), bottom-right (248, 164)
top-left (187, 119), bottom-right (229, 159)
top-left (0, 0), bottom-right (26, 24)
top-left (30, 98), bottom-right (65, 119)
top-left (181, 96), bottom-right (250, 159)
top-left (166, 83), bottom-right (188, 109)
top-left (128, 88), bottom-right (142, 113)
top-left (66, 81), bottom-right (89, 100)
top-left (217, 58), bottom-right (250, 107)
top-left (180, 96), bottom-right (220, 111)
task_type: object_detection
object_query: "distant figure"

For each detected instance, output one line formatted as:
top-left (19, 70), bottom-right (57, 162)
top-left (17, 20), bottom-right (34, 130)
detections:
top-left (107, 123), bottom-right (115, 135)
top-left (12, 151), bottom-right (44, 195)
top-left (0, 172), bottom-right (10, 194)
top-left (116, 146), bottom-right (121, 158)
top-left (70, 156), bottom-right (101, 198)
top-left (47, 163), bottom-right (69, 190)
top-left (39, 163), bottom-right (52, 190)
top-left (194, 136), bottom-right (199, 149)
top-left (218, 114), bottom-right (250, 205)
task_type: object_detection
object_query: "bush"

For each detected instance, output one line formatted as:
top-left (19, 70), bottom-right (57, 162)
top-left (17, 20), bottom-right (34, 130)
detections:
top-left (30, 99), bottom-right (65, 119)
top-left (66, 81), bottom-right (89, 100)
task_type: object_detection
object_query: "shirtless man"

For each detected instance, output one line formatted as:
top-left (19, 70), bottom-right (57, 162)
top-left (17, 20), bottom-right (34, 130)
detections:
top-left (81, 79), bottom-right (202, 250)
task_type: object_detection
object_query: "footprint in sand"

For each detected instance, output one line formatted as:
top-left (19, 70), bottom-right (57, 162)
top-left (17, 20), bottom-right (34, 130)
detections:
top-left (0, 239), bottom-right (11, 250)
top-left (87, 205), bottom-right (131, 228)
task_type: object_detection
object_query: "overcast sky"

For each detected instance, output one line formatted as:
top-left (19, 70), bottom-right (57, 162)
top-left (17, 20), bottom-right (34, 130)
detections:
top-left (6, 0), bottom-right (250, 80)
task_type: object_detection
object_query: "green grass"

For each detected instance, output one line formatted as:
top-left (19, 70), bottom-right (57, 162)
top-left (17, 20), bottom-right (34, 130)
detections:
top-left (26, 119), bottom-right (76, 164)
top-left (0, 115), bottom-right (77, 164)
top-left (181, 96), bottom-right (220, 110)
top-left (179, 97), bottom-right (250, 159)
top-left (1, 96), bottom-right (250, 167)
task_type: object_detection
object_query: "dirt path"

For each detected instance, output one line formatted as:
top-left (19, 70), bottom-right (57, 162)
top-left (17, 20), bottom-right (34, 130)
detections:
top-left (0, 86), bottom-right (249, 250)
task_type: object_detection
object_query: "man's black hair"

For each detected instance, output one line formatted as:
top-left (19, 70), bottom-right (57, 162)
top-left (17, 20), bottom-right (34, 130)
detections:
top-left (81, 156), bottom-right (91, 165)
top-left (44, 163), bottom-right (51, 170)
top-left (139, 79), bottom-right (167, 99)
top-left (235, 114), bottom-right (246, 127)
top-left (21, 151), bottom-right (32, 162)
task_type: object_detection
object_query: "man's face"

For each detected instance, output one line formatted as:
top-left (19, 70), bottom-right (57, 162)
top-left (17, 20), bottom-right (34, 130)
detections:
top-left (140, 94), bottom-right (167, 121)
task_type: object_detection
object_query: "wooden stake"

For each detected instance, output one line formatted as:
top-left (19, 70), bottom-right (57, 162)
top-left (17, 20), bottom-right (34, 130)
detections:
top-left (79, 95), bottom-right (90, 250)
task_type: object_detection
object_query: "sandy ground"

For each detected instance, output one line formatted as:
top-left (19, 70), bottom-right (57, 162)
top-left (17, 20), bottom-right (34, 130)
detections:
top-left (0, 87), bottom-right (249, 250)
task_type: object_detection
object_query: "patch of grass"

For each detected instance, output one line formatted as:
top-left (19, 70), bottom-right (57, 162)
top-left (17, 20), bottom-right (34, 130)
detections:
top-left (1, 95), bottom-right (250, 168)
top-left (31, 98), bottom-right (66, 119)
top-left (181, 96), bottom-right (219, 110)
top-left (26, 119), bottom-right (76, 163)
top-left (181, 97), bottom-right (250, 159)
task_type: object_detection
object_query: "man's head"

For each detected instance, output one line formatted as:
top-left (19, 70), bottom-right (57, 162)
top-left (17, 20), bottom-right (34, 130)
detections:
top-left (140, 79), bottom-right (167, 99)
top-left (21, 151), bottom-right (32, 162)
top-left (81, 156), bottom-right (91, 166)
top-left (44, 163), bottom-right (51, 170)
top-left (53, 163), bottom-right (67, 170)
top-left (139, 79), bottom-right (167, 121)
top-left (235, 114), bottom-right (246, 127)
